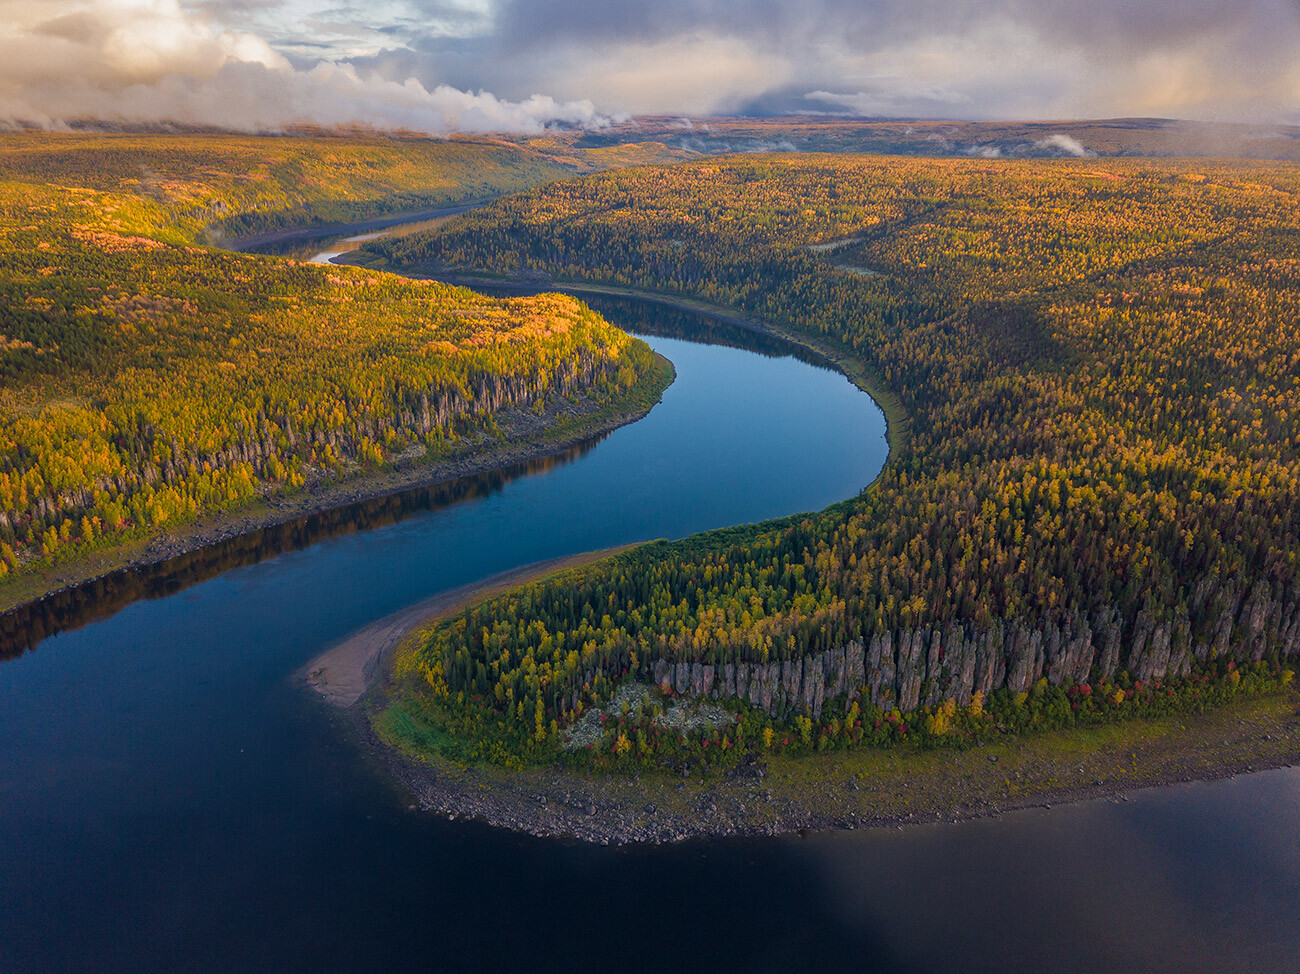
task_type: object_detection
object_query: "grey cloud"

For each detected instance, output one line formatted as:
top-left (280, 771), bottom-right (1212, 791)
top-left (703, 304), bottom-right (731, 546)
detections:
top-left (460, 0), bottom-right (1300, 119)
top-left (4, 0), bottom-right (1299, 131)
top-left (0, 0), bottom-right (613, 134)
top-left (485, 0), bottom-right (1291, 52)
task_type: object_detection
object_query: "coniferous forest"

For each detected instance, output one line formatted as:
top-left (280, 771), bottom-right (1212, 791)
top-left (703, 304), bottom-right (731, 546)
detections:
top-left (374, 154), bottom-right (1300, 766)
top-left (4, 134), bottom-right (1299, 770)
top-left (0, 135), bottom-right (659, 591)
top-left (13, 0), bottom-right (1300, 963)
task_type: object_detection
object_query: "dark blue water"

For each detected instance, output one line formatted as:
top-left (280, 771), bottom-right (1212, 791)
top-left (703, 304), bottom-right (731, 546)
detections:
top-left (2, 301), bottom-right (1298, 973)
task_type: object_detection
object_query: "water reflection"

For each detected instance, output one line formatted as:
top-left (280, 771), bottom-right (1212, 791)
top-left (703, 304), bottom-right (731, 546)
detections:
top-left (584, 294), bottom-right (834, 371)
top-left (0, 441), bottom-right (598, 659)
top-left (0, 278), bottom-right (1294, 971)
top-left (0, 286), bottom-right (840, 658)
top-left (429, 285), bottom-right (836, 370)
top-left (798, 767), bottom-right (1300, 972)
top-left (236, 205), bottom-right (478, 259)
top-left (0, 323), bottom-right (893, 973)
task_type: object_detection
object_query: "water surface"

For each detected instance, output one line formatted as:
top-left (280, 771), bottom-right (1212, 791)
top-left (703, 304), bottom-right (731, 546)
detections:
top-left (2, 299), bottom-right (893, 970)
top-left (2, 296), bottom-right (1297, 973)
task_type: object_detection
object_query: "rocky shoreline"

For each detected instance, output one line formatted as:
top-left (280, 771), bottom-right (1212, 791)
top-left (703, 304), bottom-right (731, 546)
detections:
top-left (355, 686), bottom-right (1300, 845)
top-left (333, 270), bottom-right (1300, 846)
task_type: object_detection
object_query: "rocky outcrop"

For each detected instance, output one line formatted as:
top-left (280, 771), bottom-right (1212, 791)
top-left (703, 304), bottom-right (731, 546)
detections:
top-left (645, 582), bottom-right (1300, 718)
top-left (4, 350), bottom-right (629, 549)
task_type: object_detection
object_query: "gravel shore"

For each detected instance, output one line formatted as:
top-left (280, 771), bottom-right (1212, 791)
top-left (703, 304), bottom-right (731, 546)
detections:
top-left (353, 685), bottom-right (1300, 846)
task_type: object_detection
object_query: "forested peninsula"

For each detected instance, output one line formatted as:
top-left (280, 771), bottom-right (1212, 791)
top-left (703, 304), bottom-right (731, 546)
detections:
top-left (7, 132), bottom-right (1299, 839)
top-left (372, 154), bottom-right (1300, 776)
top-left (0, 134), bottom-right (671, 611)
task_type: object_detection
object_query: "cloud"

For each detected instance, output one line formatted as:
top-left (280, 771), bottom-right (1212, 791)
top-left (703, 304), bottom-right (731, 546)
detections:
top-left (1035, 134), bottom-right (1093, 158)
top-left (0, 0), bottom-right (613, 133)
top-left (807, 86), bottom-right (974, 118)
top-left (539, 36), bottom-right (786, 117)
top-left (428, 0), bottom-right (1300, 121)
top-left (3, 0), bottom-right (1300, 129)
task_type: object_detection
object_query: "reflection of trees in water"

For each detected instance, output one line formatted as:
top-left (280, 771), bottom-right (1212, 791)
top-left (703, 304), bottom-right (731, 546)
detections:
top-left (465, 285), bottom-right (833, 369)
top-left (0, 294), bottom-right (824, 660)
top-left (0, 442), bottom-right (597, 660)
top-left (234, 206), bottom-right (481, 258)
top-left (581, 294), bottom-right (833, 371)
top-left (249, 238), bottom-right (344, 259)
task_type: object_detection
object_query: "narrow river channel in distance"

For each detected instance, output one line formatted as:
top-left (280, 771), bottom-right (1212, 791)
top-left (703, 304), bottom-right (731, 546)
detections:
top-left (2, 279), bottom-right (1298, 972)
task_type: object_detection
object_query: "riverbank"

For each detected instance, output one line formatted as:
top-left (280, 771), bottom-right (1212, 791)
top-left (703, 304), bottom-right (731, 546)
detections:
top-left (341, 268), bottom-right (1300, 847)
top-left (303, 545), bottom-right (638, 707)
top-left (0, 353), bottom-right (673, 620)
top-left (363, 681), bottom-right (1300, 845)
top-left (348, 260), bottom-right (910, 460)
top-left (222, 200), bottom-right (492, 252)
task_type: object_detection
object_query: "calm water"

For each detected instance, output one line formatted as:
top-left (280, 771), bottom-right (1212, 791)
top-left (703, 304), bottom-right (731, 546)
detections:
top-left (236, 203), bottom-right (476, 261)
top-left (2, 299), bottom-right (1297, 972)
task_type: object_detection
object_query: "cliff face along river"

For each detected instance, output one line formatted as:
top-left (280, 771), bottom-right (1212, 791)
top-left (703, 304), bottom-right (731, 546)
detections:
top-left (2, 295), bottom-right (1298, 972)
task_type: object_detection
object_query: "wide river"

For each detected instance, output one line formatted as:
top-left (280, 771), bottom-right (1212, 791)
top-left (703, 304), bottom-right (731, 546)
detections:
top-left (2, 288), bottom-right (1299, 972)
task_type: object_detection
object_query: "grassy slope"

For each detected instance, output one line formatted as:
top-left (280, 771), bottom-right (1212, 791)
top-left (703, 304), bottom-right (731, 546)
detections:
top-left (0, 134), bottom-right (672, 606)
top-left (0, 133), bottom-right (573, 240)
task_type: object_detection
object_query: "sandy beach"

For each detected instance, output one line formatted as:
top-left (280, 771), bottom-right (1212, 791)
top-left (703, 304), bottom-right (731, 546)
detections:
top-left (302, 545), bottom-right (637, 707)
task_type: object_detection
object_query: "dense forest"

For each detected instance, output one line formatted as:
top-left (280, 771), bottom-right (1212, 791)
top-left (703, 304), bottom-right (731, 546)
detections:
top-left (376, 154), bottom-right (1300, 765)
top-left (0, 136), bottom-right (659, 588)
top-left (0, 131), bottom-right (688, 242)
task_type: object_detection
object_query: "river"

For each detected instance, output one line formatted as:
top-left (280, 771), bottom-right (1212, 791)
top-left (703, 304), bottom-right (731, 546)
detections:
top-left (2, 258), bottom-right (1298, 971)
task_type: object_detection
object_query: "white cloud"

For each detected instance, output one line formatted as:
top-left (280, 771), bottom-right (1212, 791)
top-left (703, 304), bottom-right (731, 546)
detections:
top-left (0, 0), bottom-right (613, 133)
top-left (4, 0), bottom-right (1300, 129)
top-left (1035, 134), bottom-right (1093, 157)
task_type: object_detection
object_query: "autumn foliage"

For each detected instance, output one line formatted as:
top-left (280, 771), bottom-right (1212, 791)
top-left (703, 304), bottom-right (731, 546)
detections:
top-left (0, 137), bottom-right (653, 583)
top-left (378, 154), bottom-right (1300, 762)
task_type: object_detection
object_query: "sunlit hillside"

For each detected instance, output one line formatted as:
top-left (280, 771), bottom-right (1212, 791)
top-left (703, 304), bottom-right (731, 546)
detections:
top-left (0, 138), bottom-right (659, 590)
top-left (0, 132), bottom-right (601, 243)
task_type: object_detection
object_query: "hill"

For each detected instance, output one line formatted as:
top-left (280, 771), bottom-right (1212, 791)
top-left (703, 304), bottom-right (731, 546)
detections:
top-left (376, 152), bottom-right (1300, 766)
top-left (0, 134), bottom-right (665, 604)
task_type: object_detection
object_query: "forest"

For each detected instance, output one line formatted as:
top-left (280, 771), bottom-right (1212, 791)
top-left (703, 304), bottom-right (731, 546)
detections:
top-left (0, 131), bottom-right (687, 242)
top-left (0, 135), bottom-right (658, 589)
top-left (374, 154), bottom-right (1300, 767)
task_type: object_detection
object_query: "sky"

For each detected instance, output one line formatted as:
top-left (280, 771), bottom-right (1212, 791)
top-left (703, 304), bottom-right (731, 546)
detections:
top-left (2, 0), bottom-right (1299, 133)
